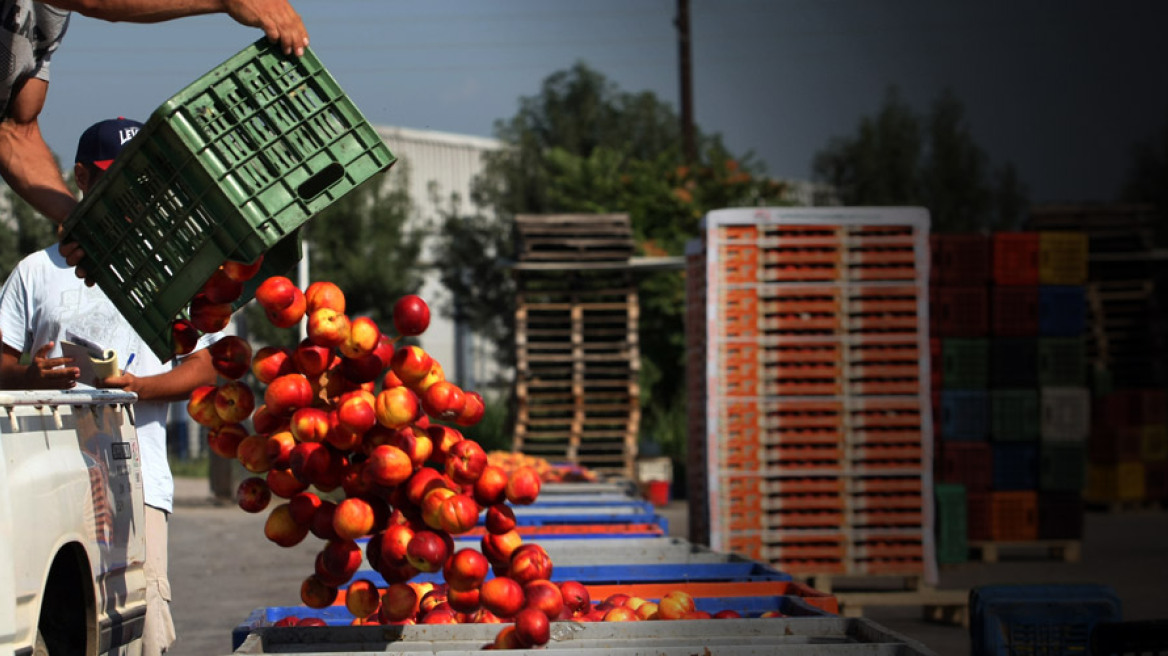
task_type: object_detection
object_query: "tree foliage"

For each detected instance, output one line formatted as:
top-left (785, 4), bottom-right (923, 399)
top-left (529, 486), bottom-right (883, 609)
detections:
top-left (242, 167), bottom-right (422, 347)
top-left (814, 86), bottom-right (1028, 232)
top-left (0, 187), bottom-right (60, 279)
top-left (433, 62), bottom-right (789, 449)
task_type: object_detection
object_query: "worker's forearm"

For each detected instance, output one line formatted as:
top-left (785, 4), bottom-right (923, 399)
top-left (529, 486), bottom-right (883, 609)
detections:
top-left (35, 0), bottom-right (225, 23)
top-left (133, 351), bottom-right (218, 403)
top-left (0, 121), bottom-right (78, 225)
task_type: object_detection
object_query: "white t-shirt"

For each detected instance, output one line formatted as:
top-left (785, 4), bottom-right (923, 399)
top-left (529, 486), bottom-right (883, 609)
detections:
top-left (0, 246), bottom-right (219, 513)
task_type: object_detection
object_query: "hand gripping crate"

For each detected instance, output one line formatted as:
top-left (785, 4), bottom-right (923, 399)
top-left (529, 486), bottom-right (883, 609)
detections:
top-left (61, 37), bottom-right (396, 362)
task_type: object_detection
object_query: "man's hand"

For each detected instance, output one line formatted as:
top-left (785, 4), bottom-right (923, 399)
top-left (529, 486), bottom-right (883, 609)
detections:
top-left (97, 371), bottom-right (139, 395)
top-left (224, 0), bottom-right (309, 56)
top-left (26, 342), bottom-right (79, 389)
top-left (56, 236), bottom-right (94, 286)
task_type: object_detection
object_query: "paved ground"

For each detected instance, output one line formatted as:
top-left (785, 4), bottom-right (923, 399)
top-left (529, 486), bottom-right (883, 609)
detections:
top-left (166, 476), bottom-right (1168, 655)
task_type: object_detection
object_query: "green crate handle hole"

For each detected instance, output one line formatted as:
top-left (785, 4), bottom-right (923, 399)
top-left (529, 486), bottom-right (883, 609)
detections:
top-left (298, 162), bottom-right (345, 199)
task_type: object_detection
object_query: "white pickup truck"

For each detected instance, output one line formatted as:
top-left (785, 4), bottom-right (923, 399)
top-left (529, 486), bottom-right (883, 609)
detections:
top-left (0, 389), bottom-right (146, 655)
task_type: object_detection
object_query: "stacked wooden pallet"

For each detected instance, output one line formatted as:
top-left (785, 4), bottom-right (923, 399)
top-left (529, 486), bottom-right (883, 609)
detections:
top-left (511, 214), bottom-right (641, 478)
top-left (1026, 203), bottom-right (1164, 391)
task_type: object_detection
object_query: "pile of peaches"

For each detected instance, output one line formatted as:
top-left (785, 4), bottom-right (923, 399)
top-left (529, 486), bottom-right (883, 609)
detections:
top-left (185, 269), bottom-right (759, 650)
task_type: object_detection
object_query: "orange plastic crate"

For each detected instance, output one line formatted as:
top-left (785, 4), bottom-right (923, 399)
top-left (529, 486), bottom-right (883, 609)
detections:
top-left (850, 476), bottom-right (923, 495)
top-left (766, 400), bottom-right (844, 430)
top-left (719, 225), bottom-right (758, 242)
top-left (990, 490), bottom-right (1039, 541)
top-left (762, 224), bottom-right (840, 249)
top-left (849, 379), bottom-right (920, 395)
top-left (764, 477), bottom-right (844, 496)
top-left (760, 539), bottom-right (848, 563)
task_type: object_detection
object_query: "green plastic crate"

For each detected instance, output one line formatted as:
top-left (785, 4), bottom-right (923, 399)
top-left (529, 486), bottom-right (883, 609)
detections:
top-left (942, 338), bottom-right (989, 389)
top-left (1040, 442), bottom-right (1087, 492)
top-left (990, 389), bottom-right (1040, 442)
top-left (1038, 337), bottom-right (1087, 386)
top-left (934, 483), bottom-right (968, 564)
top-left (61, 37), bottom-right (396, 361)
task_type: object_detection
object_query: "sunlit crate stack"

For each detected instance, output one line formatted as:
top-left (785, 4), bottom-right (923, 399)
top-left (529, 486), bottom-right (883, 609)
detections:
top-left (931, 231), bottom-right (1091, 561)
top-left (511, 214), bottom-right (641, 479)
top-left (685, 207), bottom-right (938, 582)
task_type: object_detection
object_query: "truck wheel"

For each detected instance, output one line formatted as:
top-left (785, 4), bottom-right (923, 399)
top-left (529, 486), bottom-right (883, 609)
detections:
top-left (32, 630), bottom-right (49, 656)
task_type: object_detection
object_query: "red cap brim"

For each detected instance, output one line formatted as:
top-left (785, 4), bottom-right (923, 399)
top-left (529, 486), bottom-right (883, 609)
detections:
top-left (93, 160), bottom-right (113, 170)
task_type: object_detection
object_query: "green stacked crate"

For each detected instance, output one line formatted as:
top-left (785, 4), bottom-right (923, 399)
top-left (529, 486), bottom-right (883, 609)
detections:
top-left (942, 338), bottom-right (990, 389)
top-left (990, 389), bottom-right (1040, 442)
top-left (934, 483), bottom-right (968, 564)
top-left (1038, 337), bottom-right (1088, 387)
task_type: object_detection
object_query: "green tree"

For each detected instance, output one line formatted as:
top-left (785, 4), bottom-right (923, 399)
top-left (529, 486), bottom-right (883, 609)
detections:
top-left (813, 86), bottom-right (1028, 231)
top-left (242, 166), bottom-right (421, 347)
top-left (433, 62), bottom-right (788, 456)
top-left (0, 188), bottom-right (60, 279)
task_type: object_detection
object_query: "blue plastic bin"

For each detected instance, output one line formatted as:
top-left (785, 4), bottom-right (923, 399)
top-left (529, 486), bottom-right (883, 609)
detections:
top-left (970, 584), bottom-right (1122, 656)
top-left (1039, 285), bottom-right (1087, 337)
top-left (942, 390), bottom-right (991, 441)
top-left (992, 442), bottom-right (1040, 490)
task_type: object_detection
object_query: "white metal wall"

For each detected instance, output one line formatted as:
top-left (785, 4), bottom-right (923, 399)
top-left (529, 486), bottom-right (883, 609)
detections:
top-left (374, 126), bottom-right (508, 393)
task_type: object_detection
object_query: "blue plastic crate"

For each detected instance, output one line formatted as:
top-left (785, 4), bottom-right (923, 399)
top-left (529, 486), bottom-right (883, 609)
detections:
top-left (232, 594), bottom-right (831, 650)
top-left (942, 390), bottom-right (991, 441)
top-left (1039, 285), bottom-right (1087, 337)
top-left (355, 561), bottom-right (792, 591)
top-left (970, 584), bottom-right (1122, 656)
top-left (992, 442), bottom-right (1040, 490)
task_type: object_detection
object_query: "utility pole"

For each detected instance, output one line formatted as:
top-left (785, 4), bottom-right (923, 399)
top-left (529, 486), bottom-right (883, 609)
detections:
top-left (676, 0), bottom-right (696, 164)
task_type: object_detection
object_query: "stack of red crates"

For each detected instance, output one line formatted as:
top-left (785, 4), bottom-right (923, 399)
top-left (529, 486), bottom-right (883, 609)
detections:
top-left (685, 207), bottom-right (936, 582)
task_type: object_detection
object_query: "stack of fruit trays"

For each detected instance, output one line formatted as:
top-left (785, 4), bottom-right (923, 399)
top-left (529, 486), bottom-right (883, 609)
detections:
top-left (685, 206), bottom-right (938, 584)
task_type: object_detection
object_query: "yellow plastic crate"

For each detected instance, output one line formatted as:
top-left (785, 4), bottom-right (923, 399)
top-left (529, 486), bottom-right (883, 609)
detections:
top-left (1038, 231), bottom-right (1088, 285)
top-left (1141, 425), bottom-right (1168, 462)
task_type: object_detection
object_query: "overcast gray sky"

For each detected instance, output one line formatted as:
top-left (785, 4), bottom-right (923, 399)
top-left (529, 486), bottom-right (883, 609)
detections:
top-left (40, 0), bottom-right (1168, 205)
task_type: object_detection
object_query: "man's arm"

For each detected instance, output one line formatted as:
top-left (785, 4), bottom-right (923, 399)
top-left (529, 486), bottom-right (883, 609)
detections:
top-left (40, 0), bottom-right (309, 56)
top-left (0, 343), bottom-right (80, 390)
top-left (0, 78), bottom-right (78, 226)
top-left (98, 349), bottom-right (217, 402)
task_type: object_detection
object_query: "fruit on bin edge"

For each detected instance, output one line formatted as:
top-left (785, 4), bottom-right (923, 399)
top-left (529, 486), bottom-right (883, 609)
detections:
top-left (208, 335), bottom-right (252, 380)
top-left (305, 280), bottom-right (346, 315)
top-left (379, 582), bottom-right (419, 623)
top-left (293, 337), bottom-right (336, 377)
top-left (474, 466), bottom-right (509, 508)
top-left (264, 503), bottom-right (309, 548)
top-left (390, 345), bottom-right (433, 386)
top-left (300, 574), bottom-right (338, 609)
top-left (405, 529), bottom-right (450, 573)
top-left (235, 433), bottom-right (273, 473)
top-left (222, 254), bottom-right (264, 283)
top-left (235, 476), bottom-right (271, 513)
top-left (480, 576), bottom-right (525, 619)
top-left (171, 318), bottom-right (200, 356)
top-left (443, 547), bottom-right (489, 591)
top-left (364, 444), bottom-right (413, 488)
top-left (484, 503), bottom-right (516, 535)
top-left (523, 579), bottom-right (564, 620)
top-left (200, 266), bottom-right (244, 304)
top-left (374, 386), bottom-right (420, 429)
top-left (186, 385), bottom-right (223, 429)
top-left (266, 466), bottom-right (307, 499)
top-left (264, 429), bottom-right (297, 470)
top-left (345, 578), bottom-right (381, 619)
top-left (504, 466), bottom-right (542, 505)
top-left (341, 315), bottom-right (381, 359)
top-left (256, 275), bottom-right (299, 312)
top-left (437, 493), bottom-right (479, 535)
top-left (213, 380), bottom-right (255, 425)
top-left (306, 307), bottom-right (350, 348)
top-left (266, 287), bottom-right (307, 328)
top-left (208, 423), bottom-right (247, 459)
top-left (393, 294), bottom-right (431, 337)
top-left (252, 345), bottom-right (295, 384)
top-left (513, 607), bottom-right (551, 647)
top-left (421, 380), bottom-right (465, 422)
top-left (264, 373), bottom-right (313, 416)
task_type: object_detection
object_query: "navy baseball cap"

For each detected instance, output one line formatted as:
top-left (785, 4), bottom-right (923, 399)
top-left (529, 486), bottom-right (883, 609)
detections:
top-left (75, 117), bottom-right (143, 170)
